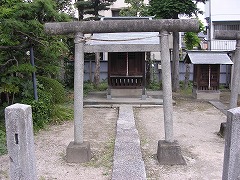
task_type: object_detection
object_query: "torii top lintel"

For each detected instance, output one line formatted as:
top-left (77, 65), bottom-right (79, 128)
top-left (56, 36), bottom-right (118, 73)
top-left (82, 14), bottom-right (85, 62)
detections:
top-left (44, 19), bottom-right (199, 35)
top-left (215, 30), bottom-right (240, 40)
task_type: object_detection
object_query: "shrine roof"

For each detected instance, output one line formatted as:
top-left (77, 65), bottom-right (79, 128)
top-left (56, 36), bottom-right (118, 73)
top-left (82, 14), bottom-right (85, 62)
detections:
top-left (184, 51), bottom-right (233, 65)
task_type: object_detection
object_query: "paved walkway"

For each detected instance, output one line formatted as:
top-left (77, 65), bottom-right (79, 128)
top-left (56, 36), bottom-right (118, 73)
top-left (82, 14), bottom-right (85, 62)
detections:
top-left (111, 105), bottom-right (146, 180)
top-left (209, 100), bottom-right (228, 116)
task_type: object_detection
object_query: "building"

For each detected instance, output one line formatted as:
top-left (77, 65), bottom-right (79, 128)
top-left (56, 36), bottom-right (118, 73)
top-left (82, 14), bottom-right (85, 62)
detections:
top-left (98, 0), bottom-right (149, 17)
top-left (205, 0), bottom-right (240, 50)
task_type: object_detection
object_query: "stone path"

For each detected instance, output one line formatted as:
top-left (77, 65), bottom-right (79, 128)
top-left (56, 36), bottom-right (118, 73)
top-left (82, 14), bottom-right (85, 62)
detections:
top-left (209, 100), bottom-right (228, 115)
top-left (111, 105), bottom-right (146, 180)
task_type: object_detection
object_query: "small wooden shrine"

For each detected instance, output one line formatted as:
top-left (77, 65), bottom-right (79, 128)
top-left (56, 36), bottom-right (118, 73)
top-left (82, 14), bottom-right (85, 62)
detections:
top-left (84, 17), bottom-right (161, 99)
top-left (184, 51), bottom-right (233, 100)
top-left (108, 52), bottom-right (145, 89)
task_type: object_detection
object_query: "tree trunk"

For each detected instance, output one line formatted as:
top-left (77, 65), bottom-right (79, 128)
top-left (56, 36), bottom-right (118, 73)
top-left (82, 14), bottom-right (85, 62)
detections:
top-left (172, 32), bottom-right (180, 92)
top-left (94, 52), bottom-right (100, 87)
top-left (184, 63), bottom-right (190, 89)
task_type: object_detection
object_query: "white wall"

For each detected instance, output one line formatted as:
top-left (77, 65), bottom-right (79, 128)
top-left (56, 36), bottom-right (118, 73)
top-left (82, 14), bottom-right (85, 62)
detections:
top-left (205, 0), bottom-right (240, 21)
top-left (210, 0), bottom-right (240, 21)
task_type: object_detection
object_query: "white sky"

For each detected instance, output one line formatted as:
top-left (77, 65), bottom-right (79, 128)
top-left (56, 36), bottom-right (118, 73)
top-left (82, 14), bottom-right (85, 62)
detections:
top-left (197, 2), bottom-right (207, 25)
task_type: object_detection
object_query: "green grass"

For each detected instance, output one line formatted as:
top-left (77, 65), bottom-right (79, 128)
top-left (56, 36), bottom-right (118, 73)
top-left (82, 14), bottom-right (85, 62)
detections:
top-left (83, 138), bottom-right (115, 170)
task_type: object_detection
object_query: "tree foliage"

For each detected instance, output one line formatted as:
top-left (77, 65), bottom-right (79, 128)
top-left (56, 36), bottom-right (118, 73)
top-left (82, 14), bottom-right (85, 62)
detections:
top-left (149, 0), bottom-right (206, 19)
top-left (184, 20), bottom-right (205, 50)
top-left (75, 0), bottom-right (116, 20)
top-left (148, 0), bottom-right (206, 92)
top-left (0, 0), bottom-right (71, 105)
top-left (120, 0), bottom-right (148, 16)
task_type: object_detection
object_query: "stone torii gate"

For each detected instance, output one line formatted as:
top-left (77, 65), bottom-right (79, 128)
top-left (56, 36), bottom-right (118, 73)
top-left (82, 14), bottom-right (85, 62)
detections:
top-left (215, 30), bottom-right (240, 109)
top-left (45, 19), bottom-right (199, 164)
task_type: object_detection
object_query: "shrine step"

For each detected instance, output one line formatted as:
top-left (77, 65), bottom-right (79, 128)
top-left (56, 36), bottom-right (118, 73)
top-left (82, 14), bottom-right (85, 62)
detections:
top-left (110, 89), bottom-right (143, 98)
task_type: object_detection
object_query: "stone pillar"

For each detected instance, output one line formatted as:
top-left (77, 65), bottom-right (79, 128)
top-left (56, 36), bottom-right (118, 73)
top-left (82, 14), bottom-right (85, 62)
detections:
top-left (157, 31), bottom-right (185, 165)
top-left (229, 40), bottom-right (240, 109)
top-left (5, 103), bottom-right (37, 180)
top-left (222, 107), bottom-right (240, 180)
top-left (159, 31), bottom-right (174, 143)
top-left (73, 32), bottom-right (84, 144)
top-left (66, 32), bottom-right (91, 163)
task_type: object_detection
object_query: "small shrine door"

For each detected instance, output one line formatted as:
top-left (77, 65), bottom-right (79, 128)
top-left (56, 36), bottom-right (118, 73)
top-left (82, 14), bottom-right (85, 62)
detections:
top-left (108, 52), bottom-right (145, 88)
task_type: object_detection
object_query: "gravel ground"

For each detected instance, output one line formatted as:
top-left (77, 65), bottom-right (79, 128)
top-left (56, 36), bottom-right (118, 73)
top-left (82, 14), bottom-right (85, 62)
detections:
top-left (0, 95), bottom-right (228, 180)
top-left (135, 100), bottom-right (226, 180)
top-left (0, 108), bottom-right (118, 180)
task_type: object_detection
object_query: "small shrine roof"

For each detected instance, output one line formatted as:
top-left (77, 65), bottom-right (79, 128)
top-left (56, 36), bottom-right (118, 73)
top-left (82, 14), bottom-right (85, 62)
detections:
top-left (184, 51), bottom-right (233, 65)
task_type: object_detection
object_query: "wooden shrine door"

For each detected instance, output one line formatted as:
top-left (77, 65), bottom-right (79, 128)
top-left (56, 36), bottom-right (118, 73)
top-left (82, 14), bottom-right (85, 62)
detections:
top-left (108, 52), bottom-right (145, 88)
top-left (194, 64), bottom-right (220, 90)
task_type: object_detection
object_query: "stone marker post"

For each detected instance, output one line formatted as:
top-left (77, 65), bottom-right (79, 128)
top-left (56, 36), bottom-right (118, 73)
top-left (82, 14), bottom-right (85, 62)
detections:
top-left (222, 107), bottom-right (240, 180)
top-left (66, 32), bottom-right (91, 163)
top-left (5, 103), bottom-right (37, 180)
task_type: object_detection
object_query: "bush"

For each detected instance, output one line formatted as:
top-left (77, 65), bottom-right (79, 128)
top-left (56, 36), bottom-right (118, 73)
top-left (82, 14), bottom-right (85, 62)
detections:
top-left (83, 81), bottom-right (108, 96)
top-left (147, 81), bottom-right (162, 91)
top-left (21, 90), bottom-right (52, 131)
top-left (95, 81), bottom-right (108, 91)
top-left (83, 81), bottom-right (94, 96)
top-left (38, 76), bottom-right (65, 104)
top-left (50, 104), bottom-right (74, 124)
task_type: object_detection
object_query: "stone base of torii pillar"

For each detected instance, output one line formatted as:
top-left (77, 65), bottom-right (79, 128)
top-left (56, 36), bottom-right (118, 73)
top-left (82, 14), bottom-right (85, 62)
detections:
top-left (157, 140), bottom-right (186, 165)
top-left (66, 141), bottom-right (92, 163)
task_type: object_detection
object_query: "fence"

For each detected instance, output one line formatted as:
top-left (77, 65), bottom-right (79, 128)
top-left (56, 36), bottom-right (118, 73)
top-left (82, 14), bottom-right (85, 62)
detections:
top-left (83, 60), bottom-right (232, 86)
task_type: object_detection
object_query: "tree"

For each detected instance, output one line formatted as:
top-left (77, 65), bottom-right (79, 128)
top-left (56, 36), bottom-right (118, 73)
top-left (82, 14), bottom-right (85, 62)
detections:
top-left (148, 0), bottom-right (206, 92)
top-left (75, 0), bottom-right (116, 87)
top-left (75, 0), bottom-right (116, 20)
top-left (119, 0), bottom-right (148, 16)
top-left (0, 0), bottom-right (71, 105)
top-left (183, 20), bottom-right (204, 89)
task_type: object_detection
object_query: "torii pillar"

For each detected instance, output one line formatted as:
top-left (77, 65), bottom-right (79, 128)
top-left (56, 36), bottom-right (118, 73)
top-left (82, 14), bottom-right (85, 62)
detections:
top-left (215, 30), bottom-right (240, 109)
top-left (45, 19), bottom-right (199, 164)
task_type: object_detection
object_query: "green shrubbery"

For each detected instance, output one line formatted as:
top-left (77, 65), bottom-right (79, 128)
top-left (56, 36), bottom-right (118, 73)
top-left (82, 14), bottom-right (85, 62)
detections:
top-left (83, 80), bottom-right (108, 96)
top-left (38, 76), bottom-right (66, 104)
top-left (147, 81), bottom-right (162, 91)
top-left (21, 77), bottom-right (73, 131)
